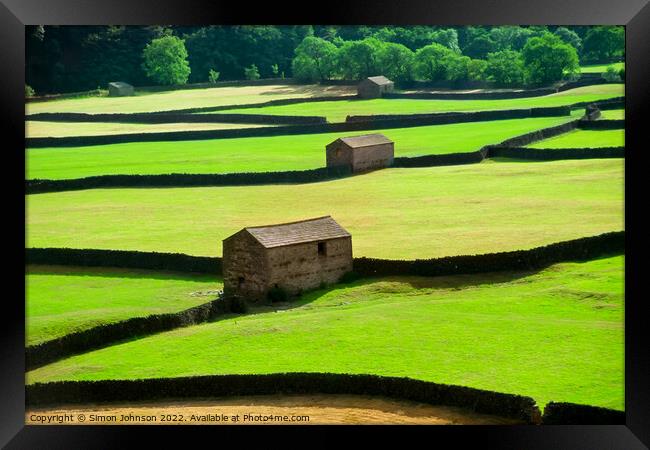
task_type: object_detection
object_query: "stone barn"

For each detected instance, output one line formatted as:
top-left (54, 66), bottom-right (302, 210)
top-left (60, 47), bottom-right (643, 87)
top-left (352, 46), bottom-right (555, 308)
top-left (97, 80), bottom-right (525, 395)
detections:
top-left (108, 81), bottom-right (134, 97)
top-left (326, 133), bottom-right (395, 173)
top-left (222, 216), bottom-right (353, 303)
top-left (357, 76), bottom-right (394, 98)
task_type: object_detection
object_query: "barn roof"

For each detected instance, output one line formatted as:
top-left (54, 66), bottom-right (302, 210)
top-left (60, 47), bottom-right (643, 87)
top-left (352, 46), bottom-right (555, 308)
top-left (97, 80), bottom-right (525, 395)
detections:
top-left (337, 133), bottom-right (393, 148)
top-left (363, 76), bottom-right (393, 86)
top-left (243, 216), bottom-right (351, 248)
top-left (108, 81), bottom-right (133, 88)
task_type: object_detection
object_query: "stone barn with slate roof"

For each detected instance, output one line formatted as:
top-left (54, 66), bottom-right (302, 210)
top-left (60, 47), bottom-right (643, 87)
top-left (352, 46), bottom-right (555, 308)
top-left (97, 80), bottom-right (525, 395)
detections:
top-left (357, 76), bottom-right (394, 98)
top-left (108, 81), bottom-right (134, 97)
top-left (326, 133), bottom-right (395, 173)
top-left (222, 216), bottom-right (353, 302)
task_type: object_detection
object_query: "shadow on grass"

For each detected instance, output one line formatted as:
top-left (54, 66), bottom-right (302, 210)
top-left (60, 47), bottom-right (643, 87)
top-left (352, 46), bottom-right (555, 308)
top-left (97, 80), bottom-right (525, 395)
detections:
top-left (26, 264), bottom-right (221, 283)
top-left (242, 267), bottom-right (548, 318)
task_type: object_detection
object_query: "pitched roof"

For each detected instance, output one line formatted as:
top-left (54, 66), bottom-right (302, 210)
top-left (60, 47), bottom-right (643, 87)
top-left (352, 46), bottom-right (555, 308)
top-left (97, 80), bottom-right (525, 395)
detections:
top-left (243, 216), bottom-right (350, 249)
top-left (363, 76), bottom-right (393, 86)
top-left (108, 81), bottom-right (133, 88)
top-left (337, 133), bottom-right (393, 148)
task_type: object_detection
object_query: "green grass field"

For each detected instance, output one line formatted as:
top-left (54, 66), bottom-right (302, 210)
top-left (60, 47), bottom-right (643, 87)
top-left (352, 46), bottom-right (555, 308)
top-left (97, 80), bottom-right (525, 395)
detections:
top-left (527, 129), bottom-right (624, 148)
top-left (26, 121), bottom-right (274, 138)
top-left (598, 109), bottom-right (625, 120)
top-left (27, 116), bottom-right (580, 180)
top-left (27, 256), bottom-right (624, 410)
top-left (213, 85), bottom-right (624, 122)
top-left (26, 159), bottom-right (624, 259)
top-left (580, 63), bottom-right (625, 73)
top-left (26, 84), bottom-right (355, 115)
top-left (26, 265), bottom-right (221, 346)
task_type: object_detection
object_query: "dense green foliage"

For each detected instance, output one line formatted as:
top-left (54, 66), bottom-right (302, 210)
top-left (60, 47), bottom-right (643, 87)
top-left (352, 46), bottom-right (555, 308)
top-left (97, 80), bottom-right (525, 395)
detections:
top-left (26, 25), bottom-right (624, 94)
top-left (27, 256), bottom-right (624, 410)
top-left (141, 36), bottom-right (191, 85)
top-left (485, 50), bottom-right (526, 86)
top-left (521, 33), bottom-right (580, 85)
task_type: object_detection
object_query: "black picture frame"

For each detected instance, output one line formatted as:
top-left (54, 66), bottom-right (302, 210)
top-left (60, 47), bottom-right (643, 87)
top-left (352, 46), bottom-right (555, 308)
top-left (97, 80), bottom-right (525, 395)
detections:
top-left (3, 0), bottom-right (648, 447)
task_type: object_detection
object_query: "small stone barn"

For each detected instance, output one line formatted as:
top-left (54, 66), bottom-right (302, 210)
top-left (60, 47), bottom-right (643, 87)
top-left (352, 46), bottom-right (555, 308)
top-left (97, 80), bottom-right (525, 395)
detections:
top-left (222, 216), bottom-right (353, 302)
top-left (326, 133), bottom-right (395, 173)
top-left (357, 76), bottom-right (394, 98)
top-left (107, 81), bottom-right (134, 97)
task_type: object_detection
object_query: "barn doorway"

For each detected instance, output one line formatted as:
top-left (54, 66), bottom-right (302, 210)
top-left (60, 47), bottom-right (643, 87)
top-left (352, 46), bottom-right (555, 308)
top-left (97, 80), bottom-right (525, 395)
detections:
top-left (318, 241), bottom-right (327, 256)
top-left (238, 276), bottom-right (245, 288)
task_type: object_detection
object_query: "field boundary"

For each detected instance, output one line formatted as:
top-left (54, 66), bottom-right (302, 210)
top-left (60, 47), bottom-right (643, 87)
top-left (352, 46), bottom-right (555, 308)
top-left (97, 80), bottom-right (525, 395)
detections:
top-left (27, 112), bottom-right (328, 125)
top-left (25, 373), bottom-right (541, 423)
top-left (487, 146), bottom-right (625, 160)
top-left (25, 115), bottom-right (623, 194)
top-left (26, 231), bottom-right (624, 277)
top-left (26, 298), bottom-right (234, 371)
top-left (541, 401), bottom-right (625, 424)
top-left (25, 98), bottom-right (624, 149)
top-left (25, 232), bottom-right (623, 368)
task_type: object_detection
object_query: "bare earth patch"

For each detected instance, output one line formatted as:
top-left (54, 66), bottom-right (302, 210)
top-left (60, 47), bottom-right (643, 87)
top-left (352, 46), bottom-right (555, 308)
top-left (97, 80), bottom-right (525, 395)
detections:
top-left (26, 394), bottom-right (524, 425)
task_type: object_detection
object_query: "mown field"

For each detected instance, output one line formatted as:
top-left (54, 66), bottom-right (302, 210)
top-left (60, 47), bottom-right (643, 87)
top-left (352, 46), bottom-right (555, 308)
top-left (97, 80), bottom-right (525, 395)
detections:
top-left (580, 62), bottom-right (625, 73)
top-left (25, 121), bottom-right (274, 138)
top-left (26, 265), bottom-right (221, 346)
top-left (598, 109), bottom-right (625, 120)
top-left (527, 129), bottom-right (625, 148)
top-left (26, 116), bottom-right (579, 180)
top-left (26, 159), bottom-right (624, 259)
top-left (25, 84), bottom-right (355, 115)
top-left (27, 256), bottom-right (624, 411)
top-left (214, 84), bottom-right (624, 122)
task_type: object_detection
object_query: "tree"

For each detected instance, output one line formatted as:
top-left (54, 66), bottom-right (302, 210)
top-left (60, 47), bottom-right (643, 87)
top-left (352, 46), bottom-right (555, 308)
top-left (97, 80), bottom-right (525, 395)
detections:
top-left (412, 43), bottom-right (454, 81)
top-left (141, 35), bottom-right (191, 85)
top-left (291, 36), bottom-right (338, 81)
top-left (208, 69), bottom-right (220, 83)
top-left (489, 26), bottom-right (536, 52)
top-left (467, 59), bottom-right (488, 82)
top-left (582, 26), bottom-right (624, 63)
top-left (443, 54), bottom-right (472, 82)
top-left (337, 38), bottom-right (384, 79)
top-left (376, 42), bottom-right (414, 82)
top-left (485, 50), bottom-right (525, 86)
top-left (554, 27), bottom-right (582, 54)
top-left (431, 28), bottom-right (461, 53)
top-left (244, 64), bottom-right (260, 80)
top-left (521, 33), bottom-right (579, 85)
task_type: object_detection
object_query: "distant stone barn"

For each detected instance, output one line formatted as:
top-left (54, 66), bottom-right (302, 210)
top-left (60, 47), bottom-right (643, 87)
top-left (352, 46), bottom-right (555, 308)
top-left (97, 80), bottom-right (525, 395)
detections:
top-left (222, 216), bottom-right (353, 302)
top-left (357, 76), bottom-right (394, 98)
top-left (107, 81), bottom-right (134, 97)
top-left (326, 133), bottom-right (395, 173)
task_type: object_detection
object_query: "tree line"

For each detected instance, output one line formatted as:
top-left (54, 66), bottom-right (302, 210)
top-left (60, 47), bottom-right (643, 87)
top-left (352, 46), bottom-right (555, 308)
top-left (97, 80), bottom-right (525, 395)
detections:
top-left (26, 25), bottom-right (624, 94)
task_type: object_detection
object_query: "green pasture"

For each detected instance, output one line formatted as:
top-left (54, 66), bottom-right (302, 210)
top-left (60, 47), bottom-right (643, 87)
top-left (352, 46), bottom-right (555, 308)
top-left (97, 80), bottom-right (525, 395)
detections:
top-left (26, 265), bottom-right (221, 346)
top-left (27, 256), bottom-right (624, 410)
top-left (580, 63), bottom-right (625, 73)
top-left (26, 121), bottom-right (274, 138)
top-left (527, 129), bottom-right (624, 148)
top-left (27, 116), bottom-right (578, 180)
top-left (26, 159), bottom-right (624, 259)
top-left (25, 84), bottom-right (355, 115)
top-left (598, 109), bottom-right (625, 120)
top-left (213, 85), bottom-right (624, 122)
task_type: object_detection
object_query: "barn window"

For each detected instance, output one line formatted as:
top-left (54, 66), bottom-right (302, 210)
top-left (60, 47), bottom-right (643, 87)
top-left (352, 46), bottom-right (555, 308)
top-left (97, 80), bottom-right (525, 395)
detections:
top-left (335, 148), bottom-right (342, 158)
top-left (318, 242), bottom-right (327, 256)
top-left (238, 277), bottom-right (245, 288)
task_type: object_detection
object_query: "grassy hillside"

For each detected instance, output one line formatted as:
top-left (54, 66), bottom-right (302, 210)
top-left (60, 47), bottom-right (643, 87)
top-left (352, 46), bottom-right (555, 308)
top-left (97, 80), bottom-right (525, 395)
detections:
top-left (598, 109), bottom-right (625, 120)
top-left (26, 116), bottom-right (578, 180)
top-left (27, 256), bottom-right (624, 410)
top-left (216, 85), bottom-right (624, 122)
top-left (26, 121), bottom-right (274, 138)
top-left (580, 63), bottom-right (625, 73)
top-left (26, 159), bottom-right (624, 259)
top-left (527, 129), bottom-right (624, 148)
top-left (25, 84), bottom-right (355, 115)
top-left (26, 265), bottom-right (221, 346)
